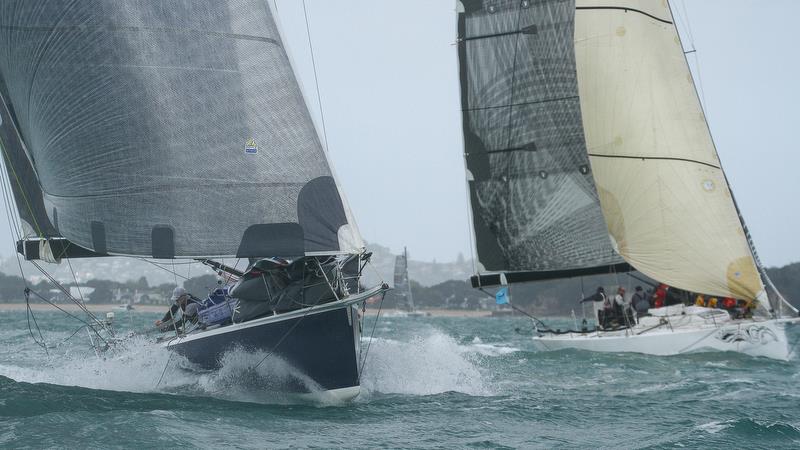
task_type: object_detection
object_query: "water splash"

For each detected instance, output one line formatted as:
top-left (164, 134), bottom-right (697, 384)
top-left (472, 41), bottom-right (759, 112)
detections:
top-left (359, 330), bottom-right (498, 397)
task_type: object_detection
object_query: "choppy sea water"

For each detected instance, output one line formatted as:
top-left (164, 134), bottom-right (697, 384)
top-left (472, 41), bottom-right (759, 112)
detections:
top-left (1, 310), bottom-right (799, 449)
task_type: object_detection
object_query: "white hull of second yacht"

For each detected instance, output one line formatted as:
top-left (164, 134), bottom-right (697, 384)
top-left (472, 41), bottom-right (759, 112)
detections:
top-left (532, 306), bottom-right (799, 360)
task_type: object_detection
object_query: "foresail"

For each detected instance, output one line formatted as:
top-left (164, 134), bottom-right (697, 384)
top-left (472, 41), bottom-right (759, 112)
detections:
top-left (574, 0), bottom-right (764, 300)
top-left (457, 0), bottom-right (623, 279)
top-left (0, 1), bottom-right (363, 259)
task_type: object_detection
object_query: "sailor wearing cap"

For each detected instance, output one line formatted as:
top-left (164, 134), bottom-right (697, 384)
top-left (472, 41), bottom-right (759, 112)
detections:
top-left (155, 287), bottom-right (200, 332)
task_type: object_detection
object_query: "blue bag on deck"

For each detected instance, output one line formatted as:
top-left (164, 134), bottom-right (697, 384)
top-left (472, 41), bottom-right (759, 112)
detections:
top-left (198, 288), bottom-right (237, 326)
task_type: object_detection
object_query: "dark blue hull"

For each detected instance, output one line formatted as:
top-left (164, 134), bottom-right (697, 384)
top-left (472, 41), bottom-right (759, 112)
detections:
top-left (167, 304), bottom-right (362, 393)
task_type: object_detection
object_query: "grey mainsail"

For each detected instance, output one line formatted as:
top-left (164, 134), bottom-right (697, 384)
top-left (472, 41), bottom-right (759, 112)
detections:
top-left (393, 247), bottom-right (414, 311)
top-left (457, 0), bottom-right (623, 285)
top-left (0, 0), bottom-right (363, 259)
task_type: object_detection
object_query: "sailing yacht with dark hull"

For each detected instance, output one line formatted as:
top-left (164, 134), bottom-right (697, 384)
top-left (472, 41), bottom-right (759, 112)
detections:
top-left (0, 1), bottom-right (384, 399)
top-left (455, 0), bottom-right (798, 358)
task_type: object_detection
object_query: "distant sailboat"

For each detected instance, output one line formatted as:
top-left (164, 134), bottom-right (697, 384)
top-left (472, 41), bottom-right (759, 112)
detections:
top-left (456, 0), bottom-right (798, 359)
top-left (393, 247), bottom-right (429, 317)
top-left (0, 1), bottom-right (386, 398)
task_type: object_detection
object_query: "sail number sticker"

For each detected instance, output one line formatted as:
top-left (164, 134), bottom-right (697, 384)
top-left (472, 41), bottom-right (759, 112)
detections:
top-left (245, 138), bottom-right (258, 154)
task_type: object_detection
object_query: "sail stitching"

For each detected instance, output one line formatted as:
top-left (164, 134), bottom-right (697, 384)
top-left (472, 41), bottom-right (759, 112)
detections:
top-left (463, 95), bottom-right (579, 113)
top-left (0, 25), bottom-right (280, 45)
top-left (587, 153), bottom-right (720, 169)
top-left (575, 6), bottom-right (673, 25)
top-left (457, 24), bottom-right (537, 42)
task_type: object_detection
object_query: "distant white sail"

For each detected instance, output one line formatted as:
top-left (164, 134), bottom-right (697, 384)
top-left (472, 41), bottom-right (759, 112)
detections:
top-left (574, 0), bottom-right (764, 300)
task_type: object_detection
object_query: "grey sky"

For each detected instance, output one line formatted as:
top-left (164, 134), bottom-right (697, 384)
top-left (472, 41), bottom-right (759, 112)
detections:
top-left (1, 0), bottom-right (797, 268)
top-left (278, 0), bottom-right (800, 267)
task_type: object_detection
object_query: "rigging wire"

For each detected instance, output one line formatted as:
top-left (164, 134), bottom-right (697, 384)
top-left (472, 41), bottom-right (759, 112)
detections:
top-left (204, 299), bottom-right (323, 395)
top-left (359, 290), bottom-right (385, 379)
top-left (302, 0), bottom-right (331, 153)
top-left (138, 258), bottom-right (194, 282)
top-left (670, 1), bottom-right (708, 120)
top-left (25, 294), bottom-right (48, 354)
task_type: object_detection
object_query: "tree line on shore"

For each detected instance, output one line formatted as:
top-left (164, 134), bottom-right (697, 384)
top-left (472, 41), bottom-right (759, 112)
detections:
top-left (385, 263), bottom-right (800, 314)
top-left (2, 263), bottom-right (798, 313)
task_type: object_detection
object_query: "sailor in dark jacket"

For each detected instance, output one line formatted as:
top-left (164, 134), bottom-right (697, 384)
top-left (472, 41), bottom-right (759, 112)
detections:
top-left (631, 286), bottom-right (650, 320)
top-left (580, 287), bottom-right (610, 328)
top-left (155, 287), bottom-right (200, 332)
top-left (579, 286), bottom-right (606, 304)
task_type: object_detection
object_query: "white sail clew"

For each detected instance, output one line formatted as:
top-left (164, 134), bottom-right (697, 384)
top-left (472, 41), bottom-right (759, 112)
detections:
top-left (574, 0), bottom-right (764, 301)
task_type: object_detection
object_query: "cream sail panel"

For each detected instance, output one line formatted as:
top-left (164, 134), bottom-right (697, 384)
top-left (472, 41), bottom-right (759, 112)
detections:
top-left (577, 0), bottom-right (670, 23)
top-left (574, 0), bottom-right (764, 299)
top-left (590, 158), bottom-right (761, 299)
top-left (574, 0), bottom-right (718, 167)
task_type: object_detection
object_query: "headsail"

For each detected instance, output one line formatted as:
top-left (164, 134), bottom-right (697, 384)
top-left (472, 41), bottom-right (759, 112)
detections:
top-left (0, 1), bottom-right (363, 259)
top-left (574, 0), bottom-right (764, 300)
top-left (457, 0), bottom-right (624, 285)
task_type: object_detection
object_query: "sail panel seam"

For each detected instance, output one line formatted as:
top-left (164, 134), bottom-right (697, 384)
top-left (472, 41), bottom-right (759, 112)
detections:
top-left (457, 24), bottom-right (537, 43)
top-left (0, 25), bottom-right (280, 45)
top-left (463, 95), bottom-right (579, 113)
top-left (575, 6), bottom-right (673, 25)
top-left (588, 153), bottom-right (720, 169)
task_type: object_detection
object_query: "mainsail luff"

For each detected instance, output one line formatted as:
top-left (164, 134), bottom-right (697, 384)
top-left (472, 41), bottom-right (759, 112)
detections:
top-left (0, 81), bottom-right (58, 239)
top-left (0, 0), bottom-right (363, 259)
top-left (457, 0), bottom-right (624, 283)
top-left (574, 0), bottom-right (765, 300)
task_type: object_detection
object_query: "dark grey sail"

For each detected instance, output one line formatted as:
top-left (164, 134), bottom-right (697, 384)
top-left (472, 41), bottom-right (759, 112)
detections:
top-left (0, 79), bottom-right (57, 239)
top-left (457, 0), bottom-right (625, 285)
top-left (393, 247), bottom-right (414, 311)
top-left (0, 0), bottom-right (362, 259)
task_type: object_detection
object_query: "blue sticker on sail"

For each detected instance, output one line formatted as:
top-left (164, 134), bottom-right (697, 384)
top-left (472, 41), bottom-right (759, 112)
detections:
top-left (245, 138), bottom-right (258, 154)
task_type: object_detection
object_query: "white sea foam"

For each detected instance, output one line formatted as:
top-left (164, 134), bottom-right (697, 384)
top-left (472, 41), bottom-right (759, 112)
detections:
top-left (359, 331), bottom-right (495, 397)
top-left (696, 420), bottom-right (734, 434)
top-left (0, 335), bottom-right (195, 393)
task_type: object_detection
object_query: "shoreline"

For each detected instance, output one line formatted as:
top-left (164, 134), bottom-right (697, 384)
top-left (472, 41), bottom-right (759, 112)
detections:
top-left (0, 303), bottom-right (494, 318)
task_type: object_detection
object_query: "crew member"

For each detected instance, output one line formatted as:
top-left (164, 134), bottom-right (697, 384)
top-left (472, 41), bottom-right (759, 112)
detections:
top-left (155, 287), bottom-right (200, 332)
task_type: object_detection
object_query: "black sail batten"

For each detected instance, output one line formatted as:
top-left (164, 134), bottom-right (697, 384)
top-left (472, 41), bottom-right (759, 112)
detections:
top-left (458, 0), bottom-right (623, 279)
top-left (471, 263), bottom-right (633, 288)
top-left (0, 1), bottom-right (363, 259)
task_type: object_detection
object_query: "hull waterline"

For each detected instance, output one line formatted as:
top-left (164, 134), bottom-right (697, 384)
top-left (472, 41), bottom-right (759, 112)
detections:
top-left (532, 318), bottom-right (799, 360)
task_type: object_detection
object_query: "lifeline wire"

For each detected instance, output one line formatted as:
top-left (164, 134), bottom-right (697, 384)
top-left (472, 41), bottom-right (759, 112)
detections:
top-left (358, 290), bottom-right (386, 380)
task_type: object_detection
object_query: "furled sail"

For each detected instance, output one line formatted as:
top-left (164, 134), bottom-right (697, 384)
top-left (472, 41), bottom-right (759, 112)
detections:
top-left (457, 0), bottom-right (624, 285)
top-left (0, 0), bottom-right (363, 259)
top-left (574, 0), bottom-right (764, 300)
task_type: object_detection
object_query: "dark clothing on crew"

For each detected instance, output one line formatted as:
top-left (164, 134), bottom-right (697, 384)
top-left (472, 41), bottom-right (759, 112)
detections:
top-left (161, 299), bottom-right (201, 330)
top-left (632, 292), bottom-right (649, 315)
top-left (580, 291), bottom-right (607, 304)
